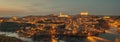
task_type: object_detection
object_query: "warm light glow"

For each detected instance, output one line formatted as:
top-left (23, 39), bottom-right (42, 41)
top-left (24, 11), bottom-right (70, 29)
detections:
top-left (80, 11), bottom-right (88, 15)
top-left (72, 29), bottom-right (77, 35)
top-left (59, 12), bottom-right (69, 17)
top-left (87, 36), bottom-right (110, 42)
top-left (87, 36), bottom-right (97, 42)
top-left (103, 16), bottom-right (110, 19)
top-left (51, 38), bottom-right (58, 42)
top-left (12, 16), bottom-right (17, 20)
top-left (0, 19), bottom-right (3, 22)
top-left (92, 36), bottom-right (110, 42)
top-left (105, 30), bottom-right (115, 34)
top-left (51, 36), bottom-right (58, 42)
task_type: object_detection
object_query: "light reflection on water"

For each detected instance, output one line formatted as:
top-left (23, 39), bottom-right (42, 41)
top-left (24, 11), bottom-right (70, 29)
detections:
top-left (87, 36), bottom-right (97, 42)
top-left (33, 27), bottom-right (120, 42)
top-left (0, 27), bottom-right (119, 42)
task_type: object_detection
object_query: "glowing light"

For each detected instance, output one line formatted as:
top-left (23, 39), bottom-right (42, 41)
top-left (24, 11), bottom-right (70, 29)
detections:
top-left (51, 36), bottom-right (58, 42)
top-left (72, 29), bottom-right (77, 35)
top-left (12, 16), bottom-right (18, 20)
top-left (0, 19), bottom-right (3, 22)
top-left (59, 12), bottom-right (69, 17)
top-left (103, 16), bottom-right (110, 19)
top-left (105, 30), bottom-right (115, 34)
top-left (87, 36), bottom-right (110, 42)
top-left (80, 11), bottom-right (88, 15)
top-left (92, 36), bottom-right (110, 42)
top-left (87, 36), bottom-right (97, 42)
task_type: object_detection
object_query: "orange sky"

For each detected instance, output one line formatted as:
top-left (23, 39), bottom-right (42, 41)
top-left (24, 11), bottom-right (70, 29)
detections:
top-left (0, 0), bottom-right (120, 17)
top-left (0, 7), bottom-right (26, 13)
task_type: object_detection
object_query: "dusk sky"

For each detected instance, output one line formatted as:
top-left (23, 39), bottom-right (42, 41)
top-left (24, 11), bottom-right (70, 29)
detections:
top-left (0, 0), bottom-right (120, 17)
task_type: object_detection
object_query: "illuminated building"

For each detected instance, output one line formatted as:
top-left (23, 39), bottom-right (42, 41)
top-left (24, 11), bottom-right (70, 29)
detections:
top-left (80, 11), bottom-right (88, 15)
top-left (0, 19), bottom-right (3, 22)
top-left (12, 16), bottom-right (18, 20)
top-left (58, 12), bottom-right (69, 17)
top-left (103, 16), bottom-right (110, 19)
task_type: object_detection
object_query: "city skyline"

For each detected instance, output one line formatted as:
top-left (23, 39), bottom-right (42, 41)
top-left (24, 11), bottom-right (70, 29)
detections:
top-left (0, 0), bottom-right (120, 17)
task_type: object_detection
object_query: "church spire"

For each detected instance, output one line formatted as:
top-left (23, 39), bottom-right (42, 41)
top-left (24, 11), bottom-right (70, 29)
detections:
top-left (60, 11), bottom-right (62, 16)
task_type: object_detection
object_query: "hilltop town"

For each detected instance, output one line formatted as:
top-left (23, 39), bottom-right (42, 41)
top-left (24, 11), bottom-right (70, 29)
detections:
top-left (0, 12), bottom-right (120, 41)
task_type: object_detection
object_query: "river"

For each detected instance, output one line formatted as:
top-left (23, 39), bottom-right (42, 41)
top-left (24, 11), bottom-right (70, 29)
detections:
top-left (0, 27), bottom-right (119, 42)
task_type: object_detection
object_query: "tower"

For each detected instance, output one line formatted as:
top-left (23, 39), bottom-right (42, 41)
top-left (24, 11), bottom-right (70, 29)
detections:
top-left (58, 11), bottom-right (69, 17)
top-left (59, 11), bottom-right (63, 16)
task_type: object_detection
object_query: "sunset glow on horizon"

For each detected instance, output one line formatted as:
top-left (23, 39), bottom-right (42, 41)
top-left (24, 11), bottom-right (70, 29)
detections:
top-left (0, 0), bottom-right (120, 17)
